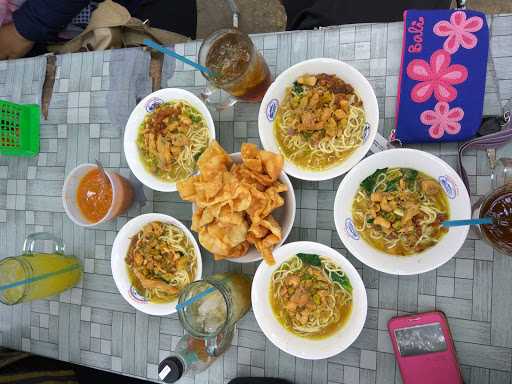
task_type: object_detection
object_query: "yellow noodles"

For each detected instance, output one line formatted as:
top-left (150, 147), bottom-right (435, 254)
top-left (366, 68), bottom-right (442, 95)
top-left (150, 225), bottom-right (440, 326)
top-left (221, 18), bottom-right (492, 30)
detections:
top-left (274, 73), bottom-right (366, 170)
top-left (126, 222), bottom-right (197, 303)
top-left (352, 168), bottom-right (450, 256)
top-left (137, 100), bottom-right (210, 182)
top-left (270, 254), bottom-right (352, 338)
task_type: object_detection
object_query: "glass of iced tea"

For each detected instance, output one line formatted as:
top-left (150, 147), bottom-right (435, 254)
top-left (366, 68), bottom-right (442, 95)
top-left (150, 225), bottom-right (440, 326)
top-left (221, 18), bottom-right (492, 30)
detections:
top-left (198, 28), bottom-right (272, 110)
top-left (472, 158), bottom-right (512, 256)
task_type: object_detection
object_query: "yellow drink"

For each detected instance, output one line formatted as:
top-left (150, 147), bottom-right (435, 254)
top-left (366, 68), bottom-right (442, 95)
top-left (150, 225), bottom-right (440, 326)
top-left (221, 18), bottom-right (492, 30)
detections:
top-left (0, 253), bottom-right (82, 304)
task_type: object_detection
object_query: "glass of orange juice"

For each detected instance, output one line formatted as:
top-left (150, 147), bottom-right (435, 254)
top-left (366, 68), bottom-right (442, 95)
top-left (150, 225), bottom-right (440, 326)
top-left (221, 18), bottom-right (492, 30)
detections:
top-left (0, 232), bottom-right (82, 305)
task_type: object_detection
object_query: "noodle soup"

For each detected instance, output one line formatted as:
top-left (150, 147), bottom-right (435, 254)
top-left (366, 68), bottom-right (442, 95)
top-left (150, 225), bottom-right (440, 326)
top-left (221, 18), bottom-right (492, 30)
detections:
top-left (137, 100), bottom-right (211, 182)
top-left (273, 73), bottom-right (366, 171)
top-left (270, 253), bottom-right (352, 339)
top-left (352, 168), bottom-right (449, 256)
top-left (126, 221), bottom-right (198, 303)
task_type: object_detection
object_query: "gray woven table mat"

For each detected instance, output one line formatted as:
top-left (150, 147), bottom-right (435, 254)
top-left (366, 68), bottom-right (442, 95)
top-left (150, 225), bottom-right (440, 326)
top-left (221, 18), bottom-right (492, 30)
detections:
top-left (0, 15), bottom-right (512, 384)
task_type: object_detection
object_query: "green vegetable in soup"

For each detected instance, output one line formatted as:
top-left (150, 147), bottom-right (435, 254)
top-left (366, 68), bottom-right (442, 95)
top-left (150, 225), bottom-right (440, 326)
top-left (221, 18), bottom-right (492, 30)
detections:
top-left (292, 81), bottom-right (304, 95)
top-left (297, 253), bottom-right (353, 293)
top-left (297, 253), bottom-right (322, 267)
top-left (360, 168), bottom-right (388, 194)
top-left (385, 177), bottom-right (400, 192)
top-left (403, 168), bottom-right (418, 188)
top-left (403, 168), bottom-right (418, 181)
top-left (382, 211), bottom-right (396, 222)
top-left (329, 270), bottom-right (352, 293)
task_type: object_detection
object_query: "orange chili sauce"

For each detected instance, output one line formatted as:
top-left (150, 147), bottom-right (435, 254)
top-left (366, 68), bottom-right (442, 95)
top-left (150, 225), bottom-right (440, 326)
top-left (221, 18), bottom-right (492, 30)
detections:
top-left (76, 169), bottom-right (113, 223)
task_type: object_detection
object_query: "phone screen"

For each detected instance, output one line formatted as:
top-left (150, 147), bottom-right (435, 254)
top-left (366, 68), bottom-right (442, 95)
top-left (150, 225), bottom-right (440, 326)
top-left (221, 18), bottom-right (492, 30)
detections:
top-left (394, 322), bottom-right (447, 357)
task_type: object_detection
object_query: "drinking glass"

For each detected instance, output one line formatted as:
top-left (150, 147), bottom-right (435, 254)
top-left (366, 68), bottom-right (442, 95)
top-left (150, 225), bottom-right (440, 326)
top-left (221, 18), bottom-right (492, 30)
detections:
top-left (177, 273), bottom-right (251, 356)
top-left (0, 232), bottom-right (82, 304)
top-left (472, 158), bottom-right (512, 255)
top-left (198, 29), bottom-right (272, 110)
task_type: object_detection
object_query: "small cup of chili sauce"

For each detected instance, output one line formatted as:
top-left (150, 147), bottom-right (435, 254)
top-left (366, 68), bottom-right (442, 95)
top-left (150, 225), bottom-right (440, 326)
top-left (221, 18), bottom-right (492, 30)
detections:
top-left (474, 183), bottom-right (512, 256)
top-left (63, 164), bottom-right (134, 227)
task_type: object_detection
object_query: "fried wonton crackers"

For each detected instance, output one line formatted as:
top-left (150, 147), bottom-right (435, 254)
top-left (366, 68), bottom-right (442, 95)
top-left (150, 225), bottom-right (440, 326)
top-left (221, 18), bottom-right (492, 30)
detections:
top-left (177, 141), bottom-right (287, 265)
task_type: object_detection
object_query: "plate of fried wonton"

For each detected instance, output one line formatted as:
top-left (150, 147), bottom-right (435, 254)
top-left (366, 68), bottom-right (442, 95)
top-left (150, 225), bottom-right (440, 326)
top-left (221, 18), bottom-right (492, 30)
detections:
top-left (177, 141), bottom-right (296, 264)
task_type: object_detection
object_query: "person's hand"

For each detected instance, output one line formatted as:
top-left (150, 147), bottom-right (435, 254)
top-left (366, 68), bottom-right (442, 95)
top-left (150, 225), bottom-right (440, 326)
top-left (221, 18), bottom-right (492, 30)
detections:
top-left (0, 23), bottom-right (34, 60)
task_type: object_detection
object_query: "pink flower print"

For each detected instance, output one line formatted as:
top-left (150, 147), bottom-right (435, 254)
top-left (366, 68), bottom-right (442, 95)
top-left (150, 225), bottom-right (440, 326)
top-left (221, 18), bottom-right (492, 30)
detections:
top-left (420, 101), bottom-right (464, 139)
top-left (433, 11), bottom-right (483, 54)
top-left (406, 49), bottom-right (468, 103)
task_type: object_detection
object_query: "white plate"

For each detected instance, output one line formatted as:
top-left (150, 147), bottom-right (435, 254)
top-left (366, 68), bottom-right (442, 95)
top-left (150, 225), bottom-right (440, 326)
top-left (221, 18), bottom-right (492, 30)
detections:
top-left (192, 152), bottom-right (296, 263)
top-left (334, 149), bottom-right (471, 275)
top-left (111, 213), bottom-right (202, 315)
top-left (258, 58), bottom-right (379, 181)
top-left (252, 241), bottom-right (367, 360)
top-left (124, 88), bottom-right (216, 192)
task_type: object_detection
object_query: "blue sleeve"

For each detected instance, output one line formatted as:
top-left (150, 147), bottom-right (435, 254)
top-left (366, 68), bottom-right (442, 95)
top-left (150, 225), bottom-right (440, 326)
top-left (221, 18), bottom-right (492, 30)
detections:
top-left (12, 0), bottom-right (90, 42)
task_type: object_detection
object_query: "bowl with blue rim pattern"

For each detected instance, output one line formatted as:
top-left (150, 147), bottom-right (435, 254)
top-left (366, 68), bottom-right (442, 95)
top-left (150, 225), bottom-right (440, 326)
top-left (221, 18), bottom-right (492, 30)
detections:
top-left (334, 148), bottom-right (471, 275)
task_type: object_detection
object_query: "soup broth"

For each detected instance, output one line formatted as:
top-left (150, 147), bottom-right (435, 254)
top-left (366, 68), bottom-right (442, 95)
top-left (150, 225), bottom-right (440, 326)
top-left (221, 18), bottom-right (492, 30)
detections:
top-left (270, 254), bottom-right (352, 339)
top-left (274, 73), bottom-right (366, 171)
top-left (126, 222), bottom-right (197, 303)
top-left (137, 100), bottom-right (210, 183)
top-left (352, 168), bottom-right (449, 256)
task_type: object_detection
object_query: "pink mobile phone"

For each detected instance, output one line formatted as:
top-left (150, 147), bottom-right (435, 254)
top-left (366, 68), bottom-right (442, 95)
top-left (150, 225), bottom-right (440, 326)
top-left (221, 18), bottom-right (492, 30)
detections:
top-left (388, 311), bottom-right (463, 384)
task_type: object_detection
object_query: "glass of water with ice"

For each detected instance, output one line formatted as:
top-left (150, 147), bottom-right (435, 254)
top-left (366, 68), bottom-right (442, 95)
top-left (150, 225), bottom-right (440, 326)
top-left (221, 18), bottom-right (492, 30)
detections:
top-left (177, 273), bottom-right (252, 356)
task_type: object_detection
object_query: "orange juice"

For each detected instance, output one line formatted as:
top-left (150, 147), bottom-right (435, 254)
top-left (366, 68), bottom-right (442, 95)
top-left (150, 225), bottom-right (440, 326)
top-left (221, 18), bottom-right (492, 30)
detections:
top-left (0, 253), bottom-right (82, 304)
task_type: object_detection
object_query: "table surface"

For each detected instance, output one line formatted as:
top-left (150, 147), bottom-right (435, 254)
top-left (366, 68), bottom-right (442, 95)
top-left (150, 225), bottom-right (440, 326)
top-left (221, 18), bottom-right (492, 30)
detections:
top-left (1, 13), bottom-right (512, 384)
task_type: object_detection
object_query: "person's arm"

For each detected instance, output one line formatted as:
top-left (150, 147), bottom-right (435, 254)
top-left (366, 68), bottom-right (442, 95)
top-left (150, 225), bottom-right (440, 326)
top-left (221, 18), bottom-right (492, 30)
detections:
top-left (0, 0), bottom-right (89, 59)
top-left (0, 23), bottom-right (34, 60)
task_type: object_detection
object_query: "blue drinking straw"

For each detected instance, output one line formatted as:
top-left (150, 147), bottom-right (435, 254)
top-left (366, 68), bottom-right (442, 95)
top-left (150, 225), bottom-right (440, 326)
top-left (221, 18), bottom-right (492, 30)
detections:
top-left (442, 217), bottom-right (493, 227)
top-left (175, 286), bottom-right (217, 311)
top-left (143, 39), bottom-right (214, 76)
top-left (0, 263), bottom-right (81, 292)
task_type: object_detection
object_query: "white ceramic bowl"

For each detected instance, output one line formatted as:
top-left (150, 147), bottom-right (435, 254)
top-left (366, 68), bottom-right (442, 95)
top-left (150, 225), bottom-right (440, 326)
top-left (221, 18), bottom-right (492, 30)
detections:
top-left (192, 152), bottom-right (296, 263)
top-left (252, 241), bottom-right (367, 360)
top-left (334, 149), bottom-right (471, 275)
top-left (124, 88), bottom-right (216, 192)
top-left (111, 213), bottom-right (202, 315)
top-left (258, 58), bottom-right (379, 181)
